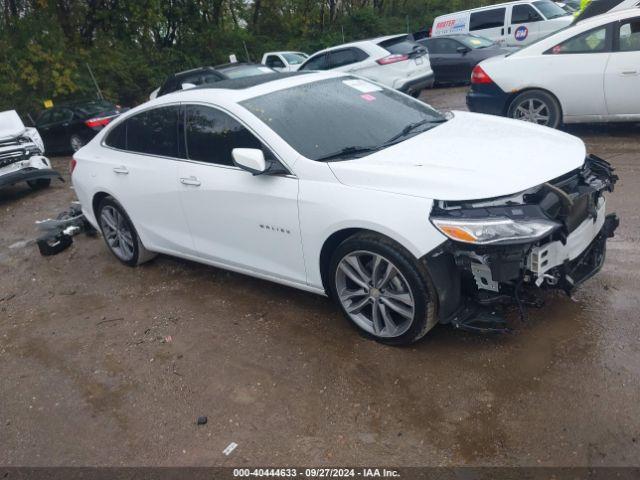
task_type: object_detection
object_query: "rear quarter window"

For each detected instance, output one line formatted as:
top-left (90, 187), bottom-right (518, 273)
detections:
top-left (105, 106), bottom-right (182, 158)
top-left (378, 37), bottom-right (421, 55)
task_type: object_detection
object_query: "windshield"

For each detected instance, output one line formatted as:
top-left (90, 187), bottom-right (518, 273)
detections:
top-left (240, 77), bottom-right (446, 161)
top-left (457, 35), bottom-right (495, 49)
top-left (282, 53), bottom-right (308, 65)
top-left (533, 0), bottom-right (570, 19)
top-left (222, 65), bottom-right (274, 79)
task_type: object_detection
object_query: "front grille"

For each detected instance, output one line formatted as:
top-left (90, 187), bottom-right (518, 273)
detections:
top-left (0, 149), bottom-right (28, 168)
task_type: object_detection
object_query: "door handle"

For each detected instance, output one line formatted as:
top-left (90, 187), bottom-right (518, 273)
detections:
top-left (508, 26), bottom-right (512, 34)
top-left (180, 176), bottom-right (201, 186)
top-left (113, 166), bottom-right (129, 175)
top-left (620, 70), bottom-right (638, 76)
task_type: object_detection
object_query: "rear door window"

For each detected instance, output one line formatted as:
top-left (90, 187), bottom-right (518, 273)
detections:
top-left (116, 106), bottom-right (181, 157)
top-left (184, 105), bottom-right (262, 166)
top-left (618, 18), bottom-right (640, 52)
top-left (105, 121), bottom-right (127, 150)
top-left (470, 8), bottom-right (506, 31)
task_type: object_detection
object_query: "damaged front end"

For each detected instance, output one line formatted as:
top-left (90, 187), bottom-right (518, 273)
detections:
top-left (0, 110), bottom-right (63, 189)
top-left (427, 155), bottom-right (619, 333)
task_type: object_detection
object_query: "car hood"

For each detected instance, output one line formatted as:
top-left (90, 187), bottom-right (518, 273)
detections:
top-left (0, 110), bottom-right (26, 141)
top-left (327, 111), bottom-right (586, 201)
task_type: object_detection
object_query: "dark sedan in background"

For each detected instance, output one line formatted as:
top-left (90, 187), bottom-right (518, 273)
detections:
top-left (35, 100), bottom-right (123, 153)
top-left (417, 34), bottom-right (513, 85)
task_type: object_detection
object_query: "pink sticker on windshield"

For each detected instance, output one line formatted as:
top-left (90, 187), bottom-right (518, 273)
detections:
top-left (360, 94), bottom-right (376, 102)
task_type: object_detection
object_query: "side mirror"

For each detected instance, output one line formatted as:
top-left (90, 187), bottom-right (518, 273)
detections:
top-left (457, 46), bottom-right (471, 55)
top-left (232, 148), bottom-right (267, 175)
top-left (181, 82), bottom-right (197, 90)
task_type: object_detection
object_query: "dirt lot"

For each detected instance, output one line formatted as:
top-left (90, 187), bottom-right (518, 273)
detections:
top-left (1, 87), bottom-right (639, 467)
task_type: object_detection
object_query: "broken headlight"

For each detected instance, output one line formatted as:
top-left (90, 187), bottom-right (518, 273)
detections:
top-left (430, 216), bottom-right (559, 245)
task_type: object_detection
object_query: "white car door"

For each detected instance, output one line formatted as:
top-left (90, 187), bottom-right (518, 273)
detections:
top-left (469, 7), bottom-right (508, 46)
top-left (177, 104), bottom-right (306, 284)
top-left (100, 106), bottom-right (194, 253)
top-left (507, 3), bottom-right (542, 46)
top-left (604, 17), bottom-right (640, 116)
top-left (543, 24), bottom-right (611, 118)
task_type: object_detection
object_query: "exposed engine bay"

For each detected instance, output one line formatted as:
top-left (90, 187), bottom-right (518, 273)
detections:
top-left (426, 155), bottom-right (619, 332)
top-left (0, 110), bottom-right (63, 189)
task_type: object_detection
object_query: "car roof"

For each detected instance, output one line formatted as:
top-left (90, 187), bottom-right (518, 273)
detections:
top-left (215, 62), bottom-right (261, 69)
top-left (139, 71), bottom-right (346, 110)
top-left (434, 0), bottom-right (546, 17)
top-left (192, 71), bottom-right (309, 90)
top-left (309, 33), bottom-right (410, 56)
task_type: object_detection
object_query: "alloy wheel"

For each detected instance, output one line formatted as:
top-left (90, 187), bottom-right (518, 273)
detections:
top-left (512, 98), bottom-right (550, 126)
top-left (100, 206), bottom-right (135, 261)
top-left (335, 250), bottom-right (415, 338)
top-left (70, 135), bottom-right (84, 152)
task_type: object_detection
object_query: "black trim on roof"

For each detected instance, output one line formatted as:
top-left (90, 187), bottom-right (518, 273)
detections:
top-left (193, 71), bottom-right (314, 91)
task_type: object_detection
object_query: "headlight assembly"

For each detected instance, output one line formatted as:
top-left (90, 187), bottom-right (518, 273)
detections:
top-left (430, 216), bottom-right (559, 245)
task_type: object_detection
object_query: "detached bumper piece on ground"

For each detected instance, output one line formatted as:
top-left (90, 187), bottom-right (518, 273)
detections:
top-left (427, 155), bottom-right (620, 333)
top-left (36, 202), bottom-right (97, 256)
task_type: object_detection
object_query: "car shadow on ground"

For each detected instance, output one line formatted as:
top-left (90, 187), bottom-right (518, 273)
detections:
top-left (564, 122), bottom-right (640, 138)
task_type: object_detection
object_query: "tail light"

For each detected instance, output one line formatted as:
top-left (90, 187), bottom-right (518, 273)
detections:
top-left (70, 157), bottom-right (77, 174)
top-left (471, 65), bottom-right (493, 85)
top-left (85, 116), bottom-right (113, 128)
top-left (377, 54), bottom-right (409, 65)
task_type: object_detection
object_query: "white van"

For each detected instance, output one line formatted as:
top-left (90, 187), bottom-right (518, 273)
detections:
top-left (431, 0), bottom-right (574, 46)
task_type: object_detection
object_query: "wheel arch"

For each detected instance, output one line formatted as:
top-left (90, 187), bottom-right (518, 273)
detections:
top-left (505, 87), bottom-right (564, 120)
top-left (318, 227), bottom-right (426, 294)
top-left (92, 191), bottom-right (112, 221)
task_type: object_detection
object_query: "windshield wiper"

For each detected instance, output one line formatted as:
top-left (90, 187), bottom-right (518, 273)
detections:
top-left (316, 145), bottom-right (380, 162)
top-left (382, 118), bottom-right (447, 147)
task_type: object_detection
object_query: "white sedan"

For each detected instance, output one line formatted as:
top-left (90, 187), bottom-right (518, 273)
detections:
top-left (72, 71), bottom-right (618, 345)
top-left (467, 9), bottom-right (640, 128)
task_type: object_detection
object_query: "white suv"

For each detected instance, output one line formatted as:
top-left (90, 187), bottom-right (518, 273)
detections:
top-left (299, 35), bottom-right (434, 96)
top-left (72, 72), bottom-right (618, 345)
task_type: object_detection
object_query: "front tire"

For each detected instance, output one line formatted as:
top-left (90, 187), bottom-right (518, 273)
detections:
top-left (27, 178), bottom-right (51, 190)
top-left (97, 196), bottom-right (156, 267)
top-left (507, 90), bottom-right (562, 129)
top-left (328, 232), bottom-right (438, 346)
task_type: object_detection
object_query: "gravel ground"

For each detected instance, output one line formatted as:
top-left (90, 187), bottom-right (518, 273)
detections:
top-left (0, 86), bottom-right (639, 467)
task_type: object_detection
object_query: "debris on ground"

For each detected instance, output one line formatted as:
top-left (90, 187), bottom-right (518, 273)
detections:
top-left (196, 416), bottom-right (207, 425)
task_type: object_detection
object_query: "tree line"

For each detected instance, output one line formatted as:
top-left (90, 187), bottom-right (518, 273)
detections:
top-left (1, 0), bottom-right (494, 118)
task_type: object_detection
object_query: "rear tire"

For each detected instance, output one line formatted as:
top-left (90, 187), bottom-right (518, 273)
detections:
top-left (96, 196), bottom-right (156, 267)
top-left (27, 178), bottom-right (51, 190)
top-left (507, 90), bottom-right (562, 129)
top-left (70, 134), bottom-right (85, 152)
top-left (328, 232), bottom-right (438, 346)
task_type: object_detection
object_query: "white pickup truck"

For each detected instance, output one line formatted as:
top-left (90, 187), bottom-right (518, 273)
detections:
top-left (261, 51), bottom-right (309, 72)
